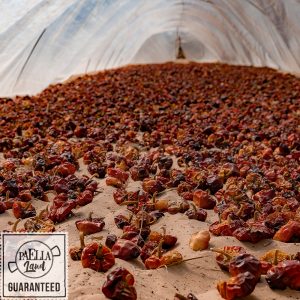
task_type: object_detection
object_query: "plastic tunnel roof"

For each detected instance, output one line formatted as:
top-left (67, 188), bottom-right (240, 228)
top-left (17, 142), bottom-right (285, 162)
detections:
top-left (0, 0), bottom-right (300, 97)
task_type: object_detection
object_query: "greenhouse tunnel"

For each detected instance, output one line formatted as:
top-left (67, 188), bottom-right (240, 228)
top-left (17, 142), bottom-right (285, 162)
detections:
top-left (0, 0), bottom-right (300, 97)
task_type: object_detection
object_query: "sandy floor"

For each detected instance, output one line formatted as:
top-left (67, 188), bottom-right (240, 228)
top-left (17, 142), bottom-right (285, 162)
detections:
top-left (1, 155), bottom-right (300, 300)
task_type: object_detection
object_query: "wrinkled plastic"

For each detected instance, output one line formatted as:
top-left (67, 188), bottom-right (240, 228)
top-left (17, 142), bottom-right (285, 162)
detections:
top-left (0, 0), bottom-right (300, 97)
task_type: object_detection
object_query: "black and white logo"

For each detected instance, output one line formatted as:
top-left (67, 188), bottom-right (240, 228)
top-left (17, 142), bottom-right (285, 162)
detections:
top-left (1, 233), bottom-right (68, 299)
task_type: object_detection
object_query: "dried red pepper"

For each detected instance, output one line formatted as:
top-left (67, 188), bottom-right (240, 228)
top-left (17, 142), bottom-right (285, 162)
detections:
top-left (69, 232), bottom-right (85, 261)
top-left (217, 271), bottom-right (258, 300)
top-left (12, 201), bottom-right (36, 219)
top-left (48, 199), bottom-right (77, 223)
top-left (23, 209), bottom-right (55, 232)
top-left (81, 242), bottom-right (115, 272)
top-left (212, 246), bottom-right (246, 271)
top-left (273, 220), bottom-right (300, 242)
top-left (75, 212), bottom-right (105, 235)
top-left (0, 201), bottom-right (6, 214)
top-left (185, 203), bottom-right (207, 222)
top-left (111, 239), bottom-right (141, 261)
top-left (76, 190), bottom-right (94, 206)
top-left (102, 267), bottom-right (137, 300)
top-left (266, 260), bottom-right (300, 290)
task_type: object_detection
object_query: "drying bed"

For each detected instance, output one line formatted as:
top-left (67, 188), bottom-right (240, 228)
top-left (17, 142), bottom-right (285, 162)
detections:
top-left (0, 62), bottom-right (299, 299)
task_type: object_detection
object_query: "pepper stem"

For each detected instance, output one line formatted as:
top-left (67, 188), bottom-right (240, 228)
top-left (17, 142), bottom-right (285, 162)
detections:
top-left (88, 212), bottom-right (93, 220)
top-left (273, 249), bottom-right (279, 265)
top-left (157, 240), bottom-right (163, 258)
top-left (24, 202), bottom-right (32, 211)
top-left (181, 255), bottom-right (208, 263)
top-left (38, 205), bottom-right (48, 220)
top-left (159, 255), bottom-right (209, 268)
top-left (121, 200), bottom-right (139, 206)
top-left (161, 226), bottom-right (166, 237)
top-left (226, 215), bottom-right (232, 224)
top-left (190, 202), bottom-right (197, 213)
top-left (96, 244), bottom-right (103, 258)
top-left (253, 211), bottom-right (260, 221)
top-left (210, 248), bottom-right (232, 259)
top-left (151, 192), bottom-right (157, 203)
top-left (79, 232), bottom-right (85, 249)
top-left (12, 218), bottom-right (21, 232)
top-left (218, 213), bottom-right (221, 223)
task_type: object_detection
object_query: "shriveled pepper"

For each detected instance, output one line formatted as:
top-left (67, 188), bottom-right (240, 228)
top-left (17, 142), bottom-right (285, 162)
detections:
top-left (107, 167), bottom-right (129, 183)
top-left (114, 214), bottom-right (132, 229)
top-left (266, 260), bottom-right (300, 290)
top-left (185, 203), bottom-right (207, 222)
top-left (75, 212), bottom-right (105, 235)
top-left (273, 220), bottom-right (300, 242)
top-left (145, 250), bottom-right (183, 269)
top-left (23, 209), bottom-right (55, 232)
top-left (76, 190), bottom-right (94, 206)
top-left (81, 242), bottom-right (115, 272)
top-left (209, 216), bottom-right (246, 237)
top-left (228, 253), bottom-right (261, 279)
top-left (111, 239), bottom-right (141, 261)
top-left (260, 249), bottom-right (291, 274)
top-left (48, 199), bottom-right (76, 223)
top-left (217, 253), bottom-right (261, 300)
top-left (148, 227), bottom-right (177, 250)
top-left (102, 267), bottom-right (137, 300)
top-left (12, 201), bottom-right (36, 219)
top-left (217, 271), bottom-right (258, 300)
top-left (0, 201), bottom-right (6, 214)
top-left (144, 240), bottom-right (183, 269)
top-left (69, 232), bottom-right (85, 261)
top-left (212, 246), bottom-right (246, 271)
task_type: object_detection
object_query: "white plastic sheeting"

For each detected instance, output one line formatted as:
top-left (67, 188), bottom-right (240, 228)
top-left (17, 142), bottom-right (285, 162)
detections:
top-left (0, 0), bottom-right (300, 97)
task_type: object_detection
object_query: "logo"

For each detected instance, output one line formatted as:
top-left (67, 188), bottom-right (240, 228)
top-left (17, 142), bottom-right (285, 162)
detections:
top-left (1, 233), bottom-right (68, 299)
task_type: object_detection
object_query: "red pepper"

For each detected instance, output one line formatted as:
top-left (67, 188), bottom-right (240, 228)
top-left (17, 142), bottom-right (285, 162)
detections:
top-left (193, 190), bottom-right (216, 209)
top-left (107, 167), bottom-right (129, 183)
top-left (111, 239), bottom-right (141, 261)
top-left (48, 200), bottom-right (76, 223)
top-left (102, 267), bottom-right (137, 300)
top-left (273, 220), bottom-right (300, 242)
top-left (75, 212), bottom-right (105, 235)
top-left (140, 241), bottom-right (159, 263)
top-left (105, 234), bottom-right (118, 249)
top-left (113, 188), bottom-right (128, 204)
top-left (212, 246), bottom-right (246, 271)
top-left (145, 250), bottom-right (183, 269)
top-left (12, 201), bottom-right (36, 219)
top-left (106, 177), bottom-right (123, 188)
top-left (260, 249), bottom-right (291, 274)
top-left (266, 260), bottom-right (300, 290)
top-left (209, 216), bottom-right (246, 236)
top-left (81, 242), bottom-right (115, 272)
top-left (114, 214), bottom-right (131, 229)
top-left (53, 162), bottom-right (76, 177)
top-left (0, 201), bottom-right (6, 214)
top-left (148, 229), bottom-right (177, 250)
top-left (232, 223), bottom-right (274, 243)
top-left (185, 203), bottom-right (207, 221)
top-left (23, 208), bottom-right (55, 232)
top-left (76, 190), bottom-right (94, 206)
top-left (18, 189), bottom-right (32, 202)
top-left (217, 254), bottom-right (261, 300)
top-left (142, 178), bottom-right (165, 195)
top-left (217, 271), bottom-right (258, 300)
top-left (69, 232), bottom-right (85, 261)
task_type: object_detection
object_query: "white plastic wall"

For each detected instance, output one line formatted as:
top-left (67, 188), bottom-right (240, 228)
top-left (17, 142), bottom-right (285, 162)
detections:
top-left (0, 0), bottom-right (300, 97)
